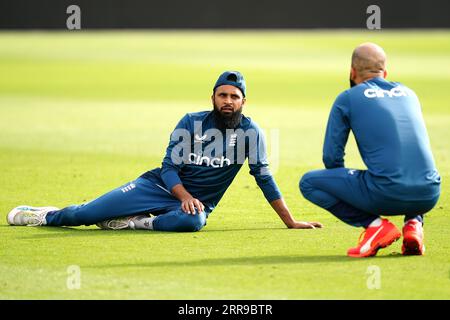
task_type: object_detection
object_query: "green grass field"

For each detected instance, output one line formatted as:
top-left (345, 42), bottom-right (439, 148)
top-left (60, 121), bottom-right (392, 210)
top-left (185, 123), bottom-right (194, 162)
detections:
top-left (0, 30), bottom-right (449, 299)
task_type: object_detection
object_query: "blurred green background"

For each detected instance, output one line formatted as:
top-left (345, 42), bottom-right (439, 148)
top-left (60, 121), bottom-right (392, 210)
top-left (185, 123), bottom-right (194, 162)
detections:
top-left (0, 31), bottom-right (449, 299)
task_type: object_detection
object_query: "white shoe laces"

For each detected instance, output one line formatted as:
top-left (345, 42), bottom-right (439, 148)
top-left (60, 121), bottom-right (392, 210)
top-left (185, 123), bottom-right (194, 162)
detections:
top-left (26, 211), bottom-right (47, 227)
top-left (105, 218), bottom-right (132, 230)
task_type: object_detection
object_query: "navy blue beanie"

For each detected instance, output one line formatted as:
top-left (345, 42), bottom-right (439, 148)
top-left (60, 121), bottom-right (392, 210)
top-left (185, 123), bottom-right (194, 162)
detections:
top-left (213, 71), bottom-right (246, 97)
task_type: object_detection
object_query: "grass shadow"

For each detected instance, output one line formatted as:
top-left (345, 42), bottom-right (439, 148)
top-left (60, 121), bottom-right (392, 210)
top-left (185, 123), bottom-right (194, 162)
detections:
top-left (12, 226), bottom-right (287, 239)
top-left (14, 226), bottom-right (169, 238)
top-left (84, 254), bottom-right (358, 269)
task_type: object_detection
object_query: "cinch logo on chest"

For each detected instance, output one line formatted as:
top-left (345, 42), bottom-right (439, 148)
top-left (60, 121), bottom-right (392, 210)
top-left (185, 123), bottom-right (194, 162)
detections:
top-left (189, 153), bottom-right (231, 168)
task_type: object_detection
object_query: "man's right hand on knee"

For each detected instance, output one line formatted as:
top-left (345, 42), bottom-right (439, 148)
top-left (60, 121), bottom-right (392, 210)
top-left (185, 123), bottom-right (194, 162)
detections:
top-left (170, 184), bottom-right (205, 214)
top-left (181, 197), bottom-right (205, 215)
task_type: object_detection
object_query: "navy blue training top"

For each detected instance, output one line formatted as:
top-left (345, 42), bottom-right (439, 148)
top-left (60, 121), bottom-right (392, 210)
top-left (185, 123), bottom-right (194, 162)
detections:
top-left (148, 111), bottom-right (281, 210)
top-left (323, 77), bottom-right (440, 201)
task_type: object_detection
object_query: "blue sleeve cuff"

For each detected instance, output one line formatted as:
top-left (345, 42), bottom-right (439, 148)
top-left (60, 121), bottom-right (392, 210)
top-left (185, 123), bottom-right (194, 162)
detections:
top-left (160, 168), bottom-right (182, 191)
top-left (323, 155), bottom-right (344, 169)
top-left (258, 176), bottom-right (282, 203)
top-left (265, 190), bottom-right (282, 203)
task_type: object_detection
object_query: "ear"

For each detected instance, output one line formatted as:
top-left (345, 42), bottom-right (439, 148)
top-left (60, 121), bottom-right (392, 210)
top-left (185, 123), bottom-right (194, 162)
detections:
top-left (383, 70), bottom-right (387, 79)
top-left (350, 67), bottom-right (357, 80)
top-left (241, 97), bottom-right (246, 106)
top-left (211, 94), bottom-right (215, 105)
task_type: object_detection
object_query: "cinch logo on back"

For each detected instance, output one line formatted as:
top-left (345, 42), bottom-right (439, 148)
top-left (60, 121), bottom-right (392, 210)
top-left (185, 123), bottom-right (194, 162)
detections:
top-left (364, 86), bottom-right (409, 98)
top-left (189, 153), bottom-right (231, 168)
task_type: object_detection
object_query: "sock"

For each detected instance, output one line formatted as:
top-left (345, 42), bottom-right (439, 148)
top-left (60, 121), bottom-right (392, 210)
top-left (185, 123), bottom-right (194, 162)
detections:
top-left (404, 218), bottom-right (420, 225)
top-left (131, 215), bottom-right (156, 230)
top-left (404, 214), bottom-right (424, 225)
top-left (368, 218), bottom-right (382, 228)
top-left (327, 201), bottom-right (377, 228)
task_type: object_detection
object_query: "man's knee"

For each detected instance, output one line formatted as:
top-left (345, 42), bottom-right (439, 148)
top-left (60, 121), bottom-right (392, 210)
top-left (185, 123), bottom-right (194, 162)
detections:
top-left (178, 212), bottom-right (206, 232)
top-left (153, 209), bottom-right (207, 232)
top-left (299, 170), bottom-right (317, 198)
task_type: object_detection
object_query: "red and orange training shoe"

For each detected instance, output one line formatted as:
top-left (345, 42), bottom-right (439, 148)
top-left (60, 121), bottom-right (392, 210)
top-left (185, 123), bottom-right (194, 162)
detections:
top-left (347, 218), bottom-right (401, 258)
top-left (402, 219), bottom-right (425, 256)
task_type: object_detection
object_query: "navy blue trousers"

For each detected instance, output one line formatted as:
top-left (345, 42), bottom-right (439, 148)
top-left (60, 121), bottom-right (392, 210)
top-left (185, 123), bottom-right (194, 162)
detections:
top-left (45, 175), bottom-right (209, 232)
top-left (300, 168), bottom-right (439, 228)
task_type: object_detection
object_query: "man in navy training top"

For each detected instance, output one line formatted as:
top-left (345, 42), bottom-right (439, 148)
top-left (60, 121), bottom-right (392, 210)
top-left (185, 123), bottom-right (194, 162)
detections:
top-left (8, 71), bottom-right (322, 232)
top-left (299, 43), bottom-right (440, 257)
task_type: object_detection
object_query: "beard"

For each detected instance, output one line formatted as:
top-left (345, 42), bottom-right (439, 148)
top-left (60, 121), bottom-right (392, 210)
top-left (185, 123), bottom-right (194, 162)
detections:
top-left (212, 103), bottom-right (243, 130)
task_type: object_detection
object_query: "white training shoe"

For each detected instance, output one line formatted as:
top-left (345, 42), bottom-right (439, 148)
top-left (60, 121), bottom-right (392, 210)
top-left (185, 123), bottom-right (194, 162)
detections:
top-left (7, 205), bottom-right (60, 226)
top-left (96, 216), bottom-right (137, 230)
top-left (96, 215), bottom-right (155, 230)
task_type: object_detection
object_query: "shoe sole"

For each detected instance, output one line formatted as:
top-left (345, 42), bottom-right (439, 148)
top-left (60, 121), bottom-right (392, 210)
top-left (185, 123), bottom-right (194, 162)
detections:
top-left (7, 205), bottom-right (59, 226)
top-left (348, 228), bottom-right (401, 258)
top-left (402, 236), bottom-right (425, 255)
